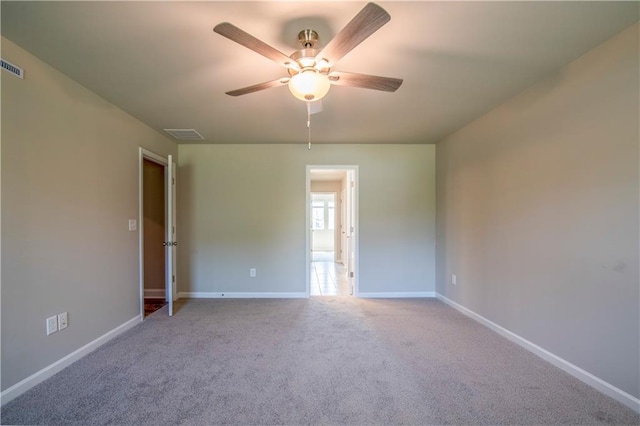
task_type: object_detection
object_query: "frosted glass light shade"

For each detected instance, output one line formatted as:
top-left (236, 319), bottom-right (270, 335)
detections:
top-left (288, 70), bottom-right (330, 102)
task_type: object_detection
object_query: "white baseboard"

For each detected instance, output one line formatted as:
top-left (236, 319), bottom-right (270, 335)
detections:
top-left (0, 315), bottom-right (141, 406)
top-left (144, 289), bottom-right (165, 298)
top-left (359, 291), bottom-right (436, 298)
top-left (179, 292), bottom-right (307, 299)
top-left (435, 293), bottom-right (640, 413)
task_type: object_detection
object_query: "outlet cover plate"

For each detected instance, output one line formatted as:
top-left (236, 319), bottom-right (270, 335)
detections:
top-left (58, 312), bottom-right (68, 330)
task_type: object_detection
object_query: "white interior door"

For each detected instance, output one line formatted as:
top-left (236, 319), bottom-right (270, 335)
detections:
top-left (166, 155), bottom-right (176, 316)
top-left (341, 188), bottom-right (347, 265)
top-left (347, 171), bottom-right (356, 295)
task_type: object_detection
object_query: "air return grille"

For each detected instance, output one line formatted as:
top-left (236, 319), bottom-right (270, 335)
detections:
top-left (1, 58), bottom-right (24, 79)
top-left (163, 129), bottom-right (204, 141)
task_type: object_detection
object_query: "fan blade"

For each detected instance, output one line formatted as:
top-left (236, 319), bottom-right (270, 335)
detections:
top-left (315, 3), bottom-right (390, 67)
top-left (226, 78), bottom-right (290, 97)
top-left (328, 71), bottom-right (402, 92)
top-left (214, 23), bottom-right (298, 70)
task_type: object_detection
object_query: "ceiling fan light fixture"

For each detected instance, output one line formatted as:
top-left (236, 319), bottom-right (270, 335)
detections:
top-left (288, 69), bottom-right (330, 102)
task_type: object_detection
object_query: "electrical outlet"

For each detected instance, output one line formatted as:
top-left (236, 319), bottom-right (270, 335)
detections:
top-left (128, 219), bottom-right (137, 231)
top-left (58, 312), bottom-right (68, 330)
top-left (46, 316), bottom-right (58, 336)
top-left (249, 268), bottom-right (257, 278)
top-left (451, 274), bottom-right (457, 285)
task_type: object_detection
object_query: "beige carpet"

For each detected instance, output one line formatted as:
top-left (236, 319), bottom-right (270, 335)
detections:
top-left (2, 297), bottom-right (638, 425)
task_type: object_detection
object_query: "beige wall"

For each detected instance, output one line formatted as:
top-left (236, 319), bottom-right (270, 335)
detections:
top-left (436, 24), bottom-right (639, 398)
top-left (1, 38), bottom-right (177, 391)
top-left (143, 159), bottom-right (166, 293)
top-left (177, 144), bottom-right (436, 295)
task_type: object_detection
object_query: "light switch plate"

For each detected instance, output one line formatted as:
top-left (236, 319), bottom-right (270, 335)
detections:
top-left (128, 219), bottom-right (137, 231)
top-left (46, 316), bottom-right (58, 335)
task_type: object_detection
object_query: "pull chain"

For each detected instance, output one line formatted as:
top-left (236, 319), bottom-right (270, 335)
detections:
top-left (307, 102), bottom-right (312, 150)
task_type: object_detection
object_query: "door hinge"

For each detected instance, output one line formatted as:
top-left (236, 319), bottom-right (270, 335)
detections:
top-left (172, 178), bottom-right (175, 185)
top-left (172, 275), bottom-right (176, 283)
top-left (350, 272), bottom-right (354, 278)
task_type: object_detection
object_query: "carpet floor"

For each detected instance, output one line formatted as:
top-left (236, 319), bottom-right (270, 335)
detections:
top-left (2, 298), bottom-right (638, 425)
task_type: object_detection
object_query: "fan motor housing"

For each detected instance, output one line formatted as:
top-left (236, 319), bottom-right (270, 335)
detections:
top-left (288, 48), bottom-right (327, 76)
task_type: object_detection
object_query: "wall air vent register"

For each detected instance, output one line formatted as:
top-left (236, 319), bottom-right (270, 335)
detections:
top-left (1, 58), bottom-right (24, 79)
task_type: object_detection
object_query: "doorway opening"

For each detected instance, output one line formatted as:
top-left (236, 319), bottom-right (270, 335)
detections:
top-left (142, 158), bottom-right (167, 316)
top-left (138, 148), bottom-right (177, 318)
top-left (307, 166), bottom-right (358, 297)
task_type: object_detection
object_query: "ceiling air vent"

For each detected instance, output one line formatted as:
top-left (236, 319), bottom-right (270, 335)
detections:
top-left (163, 129), bottom-right (204, 141)
top-left (1, 58), bottom-right (24, 79)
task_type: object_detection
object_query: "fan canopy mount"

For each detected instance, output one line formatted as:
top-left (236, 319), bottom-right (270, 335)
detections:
top-left (297, 29), bottom-right (319, 49)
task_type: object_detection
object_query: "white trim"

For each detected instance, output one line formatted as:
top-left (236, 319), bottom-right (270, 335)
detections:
top-left (0, 315), bottom-right (141, 406)
top-left (167, 154), bottom-right (175, 316)
top-left (359, 291), bottom-right (436, 298)
top-left (435, 293), bottom-right (640, 413)
top-left (144, 289), bottom-right (165, 298)
top-left (140, 148), bottom-right (168, 166)
top-left (179, 292), bottom-right (307, 299)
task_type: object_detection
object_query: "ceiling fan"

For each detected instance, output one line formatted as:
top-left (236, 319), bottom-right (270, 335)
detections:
top-left (213, 2), bottom-right (403, 104)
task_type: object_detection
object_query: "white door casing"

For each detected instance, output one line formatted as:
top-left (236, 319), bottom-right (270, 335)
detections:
top-left (341, 188), bottom-right (347, 265)
top-left (166, 154), bottom-right (176, 316)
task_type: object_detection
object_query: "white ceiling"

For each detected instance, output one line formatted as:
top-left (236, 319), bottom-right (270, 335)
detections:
top-left (2, 1), bottom-right (638, 145)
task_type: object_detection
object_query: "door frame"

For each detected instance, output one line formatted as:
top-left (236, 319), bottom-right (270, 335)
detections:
top-left (306, 165), bottom-right (359, 297)
top-left (138, 148), bottom-right (176, 318)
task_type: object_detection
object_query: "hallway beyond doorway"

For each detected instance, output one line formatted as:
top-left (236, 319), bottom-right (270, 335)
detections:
top-left (307, 165), bottom-right (358, 297)
top-left (310, 251), bottom-right (350, 296)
